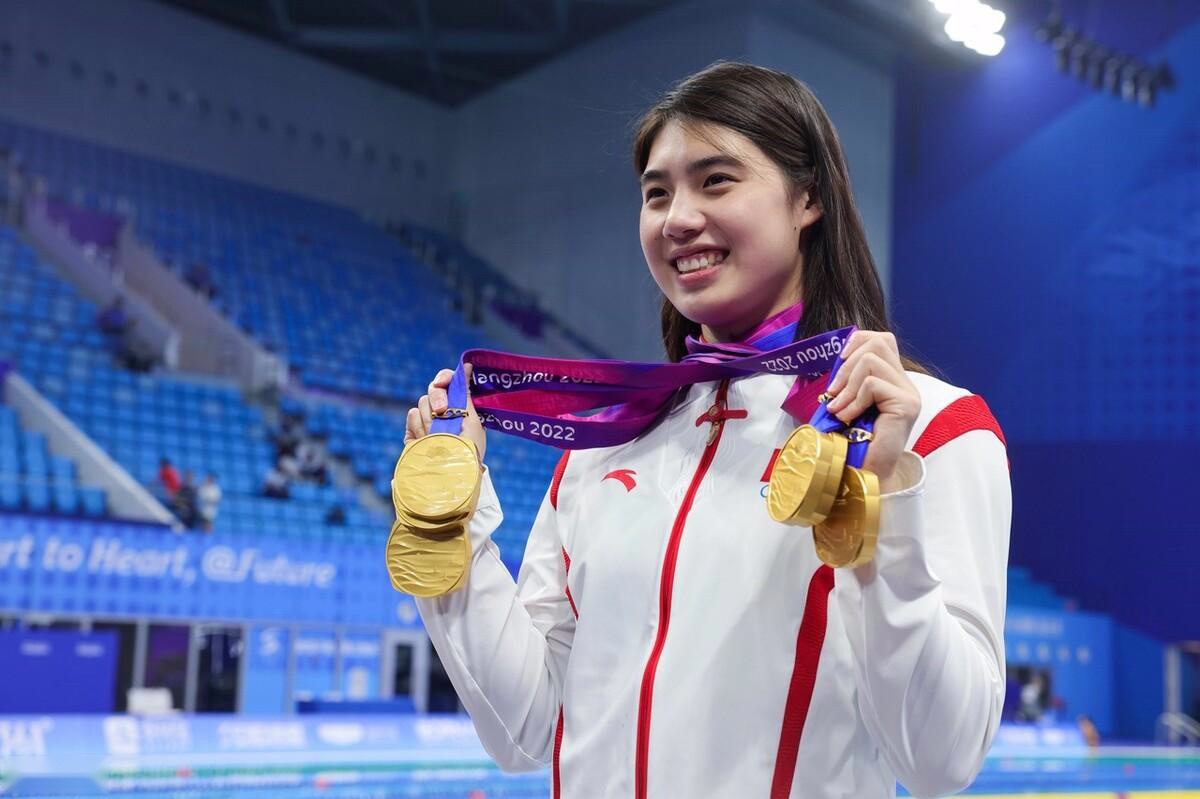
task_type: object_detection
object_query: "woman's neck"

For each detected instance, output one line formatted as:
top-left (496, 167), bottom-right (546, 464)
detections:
top-left (700, 300), bottom-right (804, 344)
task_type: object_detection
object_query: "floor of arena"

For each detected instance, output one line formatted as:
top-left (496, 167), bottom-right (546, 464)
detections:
top-left (4, 744), bottom-right (1198, 797)
top-left (959, 745), bottom-right (1200, 797)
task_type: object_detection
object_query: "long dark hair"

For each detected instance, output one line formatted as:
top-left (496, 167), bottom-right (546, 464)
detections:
top-left (634, 61), bottom-right (923, 371)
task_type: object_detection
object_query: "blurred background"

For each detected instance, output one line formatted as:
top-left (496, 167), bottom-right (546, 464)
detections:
top-left (0, 0), bottom-right (1197, 796)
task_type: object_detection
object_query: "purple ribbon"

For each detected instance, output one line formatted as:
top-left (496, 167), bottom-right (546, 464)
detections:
top-left (433, 303), bottom-right (874, 451)
top-left (807, 356), bottom-right (877, 469)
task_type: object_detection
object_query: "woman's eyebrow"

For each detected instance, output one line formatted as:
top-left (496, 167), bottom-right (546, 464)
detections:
top-left (640, 154), bottom-right (746, 184)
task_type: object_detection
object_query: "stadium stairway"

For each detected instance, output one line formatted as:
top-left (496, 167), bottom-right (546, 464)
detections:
top-left (0, 386), bottom-right (107, 518)
top-left (0, 219), bottom-right (390, 540)
top-left (1008, 564), bottom-right (1074, 611)
top-left (0, 225), bottom-right (176, 524)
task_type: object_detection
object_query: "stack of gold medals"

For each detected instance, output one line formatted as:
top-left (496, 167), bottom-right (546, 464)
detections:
top-left (766, 393), bottom-right (880, 568)
top-left (385, 425), bottom-right (481, 597)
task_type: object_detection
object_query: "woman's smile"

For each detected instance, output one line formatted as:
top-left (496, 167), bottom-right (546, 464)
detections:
top-left (671, 248), bottom-right (728, 274)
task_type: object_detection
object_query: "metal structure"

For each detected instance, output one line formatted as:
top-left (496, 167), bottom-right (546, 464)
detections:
top-left (154, 0), bottom-right (681, 106)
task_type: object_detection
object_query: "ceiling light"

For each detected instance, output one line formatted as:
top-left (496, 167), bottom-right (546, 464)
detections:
top-left (929, 0), bottom-right (1007, 56)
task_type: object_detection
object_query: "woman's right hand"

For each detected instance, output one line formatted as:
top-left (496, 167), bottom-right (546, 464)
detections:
top-left (405, 364), bottom-right (487, 462)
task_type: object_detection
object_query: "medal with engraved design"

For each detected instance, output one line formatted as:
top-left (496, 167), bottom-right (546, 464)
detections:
top-left (767, 424), bottom-right (848, 526)
top-left (391, 432), bottom-right (481, 522)
top-left (767, 362), bottom-right (882, 568)
top-left (813, 465), bottom-right (880, 568)
top-left (385, 514), bottom-right (472, 597)
top-left (386, 429), bottom-right (481, 596)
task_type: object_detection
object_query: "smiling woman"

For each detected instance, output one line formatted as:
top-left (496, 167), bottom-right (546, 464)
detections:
top-left (408, 61), bottom-right (1012, 799)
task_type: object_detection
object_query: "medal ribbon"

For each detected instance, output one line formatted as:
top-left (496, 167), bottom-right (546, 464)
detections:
top-left (809, 355), bottom-right (877, 469)
top-left (433, 303), bottom-right (875, 451)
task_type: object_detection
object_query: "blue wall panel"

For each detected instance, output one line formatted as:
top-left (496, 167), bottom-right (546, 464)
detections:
top-left (0, 514), bottom-right (420, 629)
top-left (0, 628), bottom-right (117, 713)
top-left (242, 625), bottom-right (290, 715)
top-left (1113, 622), bottom-right (1165, 741)
top-left (893, 4), bottom-right (1200, 641)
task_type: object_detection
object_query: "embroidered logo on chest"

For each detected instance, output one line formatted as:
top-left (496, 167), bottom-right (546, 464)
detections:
top-left (602, 468), bottom-right (638, 491)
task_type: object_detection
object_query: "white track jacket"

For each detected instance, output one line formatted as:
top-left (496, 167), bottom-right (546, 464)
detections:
top-left (416, 371), bottom-right (1011, 798)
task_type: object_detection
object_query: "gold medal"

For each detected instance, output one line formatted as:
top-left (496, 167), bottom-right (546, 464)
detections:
top-left (391, 433), bottom-right (481, 522)
top-left (393, 503), bottom-right (470, 534)
top-left (385, 515), bottom-right (471, 597)
top-left (386, 432), bottom-right (481, 597)
top-left (813, 466), bottom-right (880, 568)
top-left (768, 425), bottom-right (848, 526)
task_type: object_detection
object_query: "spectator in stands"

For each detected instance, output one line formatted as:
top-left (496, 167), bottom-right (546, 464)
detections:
top-left (324, 503), bottom-right (347, 526)
top-left (174, 470), bottom-right (198, 528)
top-left (185, 260), bottom-right (217, 299)
top-left (197, 473), bottom-right (222, 532)
top-left (297, 441), bottom-right (329, 485)
top-left (158, 457), bottom-right (181, 499)
top-left (96, 296), bottom-right (157, 371)
top-left (1017, 672), bottom-right (1045, 722)
top-left (1076, 714), bottom-right (1100, 748)
top-left (278, 451), bottom-right (302, 482)
top-left (263, 464), bottom-right (290, 499)
top-left (97, 296), bottom-right (134, 337)
top-left (273, 417), bottom-right (303, 458)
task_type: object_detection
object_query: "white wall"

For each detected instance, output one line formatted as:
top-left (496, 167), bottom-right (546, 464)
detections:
top-left (748, 5), bottom-right (895, 293)
top-left (451, 0), bottom-right (897, 359)
top-left (0, 0), bottom-right (451, 227)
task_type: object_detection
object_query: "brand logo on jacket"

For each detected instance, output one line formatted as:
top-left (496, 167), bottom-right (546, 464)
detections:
top-left (602, 469), bottom-right (638, 491)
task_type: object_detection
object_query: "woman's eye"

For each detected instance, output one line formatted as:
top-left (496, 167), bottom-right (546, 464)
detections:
top-left (644, 187), bottom-right (666, 202)
top-left (704, 174), bottom-right (732, 188)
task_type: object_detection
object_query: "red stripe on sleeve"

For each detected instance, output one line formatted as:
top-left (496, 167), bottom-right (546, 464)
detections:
top-left (561, 547), bottom-right (578, 619)
top-left (913, 394), bottom-right (1006, 458)
top-left (552, 707), bottom-right (565, 799)
top-left (555, 546), bottom-right (576, 795)
top-left (770, 565), bottom-right (835, 799)
top-left (550, 451), bottom-right (571, 510)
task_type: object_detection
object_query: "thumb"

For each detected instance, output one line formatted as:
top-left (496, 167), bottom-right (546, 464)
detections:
top-left (462, 363), bottom-right (485, 433)
top-left (463, 362), bottom-right (478, 416)
top-left (461, 362), bottom-right (487, 463)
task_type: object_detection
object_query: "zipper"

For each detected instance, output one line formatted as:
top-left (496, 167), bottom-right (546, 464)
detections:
top-left (634, 380), bottom-right (735, 799)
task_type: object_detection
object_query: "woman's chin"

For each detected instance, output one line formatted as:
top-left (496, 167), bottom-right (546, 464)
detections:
top-left (674, 301), bottom-right (753, 335)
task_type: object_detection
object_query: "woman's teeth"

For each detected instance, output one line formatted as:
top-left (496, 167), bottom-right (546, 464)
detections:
top-left (675, 251), bottom-right (726, 273)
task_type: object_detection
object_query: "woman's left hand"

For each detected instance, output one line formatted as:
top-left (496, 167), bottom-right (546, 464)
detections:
top-left (824, 331), bottom-right (921, 493)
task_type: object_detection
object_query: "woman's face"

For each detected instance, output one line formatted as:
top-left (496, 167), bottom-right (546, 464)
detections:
top-left (639, 120), bottom-right (820, 341)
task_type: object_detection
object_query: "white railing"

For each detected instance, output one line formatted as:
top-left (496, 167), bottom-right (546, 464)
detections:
top-left (22, 191), bottom-right (180, 368)
top-left (4, 372), bottom-right (178, 526)
top-left (1156, 712), bottom-right (1200, 745)
top-left (114, 225), bottom-right (287, 394)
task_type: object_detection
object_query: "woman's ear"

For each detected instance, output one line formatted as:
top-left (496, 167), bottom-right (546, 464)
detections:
top-left (787, 190), bottom-right (825, 242)
top-left (794, 190), bottom-right (823, 235)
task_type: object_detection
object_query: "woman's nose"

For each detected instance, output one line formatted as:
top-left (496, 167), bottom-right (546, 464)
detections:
top-left (662, 196), bottom-right (703, 240)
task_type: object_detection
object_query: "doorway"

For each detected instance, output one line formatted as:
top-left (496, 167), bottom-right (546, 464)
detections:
top-left (380, 629), bottom-right (430, 712)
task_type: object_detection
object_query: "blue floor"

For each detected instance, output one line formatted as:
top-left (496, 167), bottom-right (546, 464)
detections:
top-left (4, 747), bottom-right (1198, 797)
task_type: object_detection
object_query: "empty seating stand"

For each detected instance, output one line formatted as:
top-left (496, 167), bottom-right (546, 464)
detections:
top-left (0, 396), bottom-right (107, 518)
top-left (0, 120), bottom-right (560, 561)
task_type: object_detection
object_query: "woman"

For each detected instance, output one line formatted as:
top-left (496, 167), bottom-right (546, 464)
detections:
top-left (406, 62), bottom-right (1010, 798)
